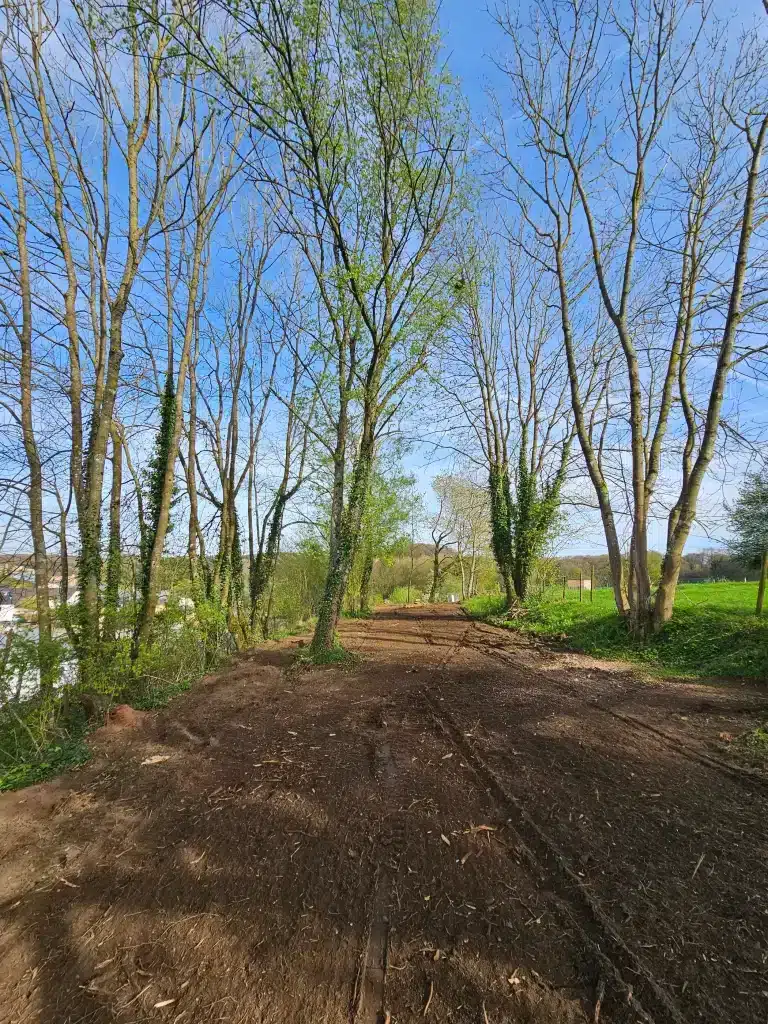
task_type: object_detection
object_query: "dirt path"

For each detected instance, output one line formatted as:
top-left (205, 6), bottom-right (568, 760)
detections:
top-left (1, 605), bottom-right (766, 1024)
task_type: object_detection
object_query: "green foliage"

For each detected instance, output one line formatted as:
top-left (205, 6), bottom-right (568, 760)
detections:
top-left (267, 542), bottom-right (329, 632)
top-left (0, 598), bottom-right (233, 791)
top-left (347, 470), bottom-right (418, 611)
top-left (0, 734), bottom-right (91, 792)
top-left (736, 724), bottom-right (768, 760)
top-left (465, 582), bottom-right (768, 680)
top-left (138, 376), bottom-right (177, 600)
top-left (728, 470), bottom-right (768, 567)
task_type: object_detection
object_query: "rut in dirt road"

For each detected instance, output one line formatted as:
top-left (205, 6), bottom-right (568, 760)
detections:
top-left (0, 605), bottom-right (766, 1024)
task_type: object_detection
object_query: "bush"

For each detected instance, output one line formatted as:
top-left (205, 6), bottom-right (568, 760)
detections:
top-left (387, 585), bottom-right (425, 604)
top-left (0, 602), bottom-right (235, 792)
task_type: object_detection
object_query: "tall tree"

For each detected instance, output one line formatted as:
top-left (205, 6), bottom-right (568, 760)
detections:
top-left (184, 0), bottom-right (466, 654)
top-left (133, 77), bottom-right (245, 654)
top-left (446, 232), bottom-right (573, 605)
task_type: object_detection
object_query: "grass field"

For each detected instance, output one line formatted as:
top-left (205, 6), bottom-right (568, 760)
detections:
top-left (464, 582), bottom-right (768, 681)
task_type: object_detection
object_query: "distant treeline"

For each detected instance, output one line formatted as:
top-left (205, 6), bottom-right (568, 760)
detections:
top-left (552, 551), bottom-right (760, 587)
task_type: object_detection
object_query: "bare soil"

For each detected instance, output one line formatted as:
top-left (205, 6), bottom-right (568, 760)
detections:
top-left (1, 605), bottom-right (766, 1024)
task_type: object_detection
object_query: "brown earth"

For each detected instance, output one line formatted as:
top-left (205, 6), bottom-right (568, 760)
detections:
top-left (1, 604), bottom-right (767, 1024)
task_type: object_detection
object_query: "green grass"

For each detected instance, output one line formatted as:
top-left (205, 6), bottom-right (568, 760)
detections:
top-left (295, 643), bottom-right (361, 668)
top-left (464, 582), bottom-right (768, 681)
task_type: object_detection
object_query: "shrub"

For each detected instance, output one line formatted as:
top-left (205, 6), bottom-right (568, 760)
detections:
top-left (387, 585), bottom-right (425, 604)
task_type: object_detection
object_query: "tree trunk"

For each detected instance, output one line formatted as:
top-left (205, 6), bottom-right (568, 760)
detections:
top-left (359, 547), bottom-right (374, 614)
top-left (554, 247), bottom-right (629, 618)
top-left (488, 463), bottom-right (515, 609)
top-left (2, 65), bottom-right (53, 683)
top-left (429, 545), bottom-right (441, 603)
top-left (469, 549), bottom-right (478, 597)
top-left (250, 497), bottom-right (287, 639)
top-left (457, 549), bottom-right (467, 600)
top-left (103, 429), bottom-right (122, 642)
top-left (134, 230), bottom-right (205, 654)
top-left (310, 436), bottom-right (375, 656)
top-left (757, 549), bottom-right (767, 617)
top-left (186, 332), bottom-right (201, 586)
top-left (652, 115), bottom-right (768, 632)
top-left (77, 303), bottom-right (126, 664)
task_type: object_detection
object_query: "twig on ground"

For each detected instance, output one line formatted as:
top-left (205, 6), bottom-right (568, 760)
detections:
top-left (594, 978), bottom-right (605, 1023)
top-left (423, 979), bottom-right (434, 1016)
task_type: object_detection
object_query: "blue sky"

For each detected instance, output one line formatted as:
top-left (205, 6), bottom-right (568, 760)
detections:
top-left (440, 0), bottom-right (502, 111)
top-left (403, 0), bottom-right (766, 557)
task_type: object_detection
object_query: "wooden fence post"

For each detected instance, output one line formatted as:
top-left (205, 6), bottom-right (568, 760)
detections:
top-left (579, 568), bottom-right (583, 602)
top-left (590, 564), bottom-right (594, 602)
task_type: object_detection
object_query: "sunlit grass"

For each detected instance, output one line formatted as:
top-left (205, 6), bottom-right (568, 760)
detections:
top-left (464, 582), bottom-right (768, 681)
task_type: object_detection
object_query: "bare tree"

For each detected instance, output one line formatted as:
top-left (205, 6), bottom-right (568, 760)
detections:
top-left (133, 84), bottom-right (245, 653)
top-left (445, 229), bottom-right (573, 605)
top-left (490, 0), bottom-right (768, 633)
top-left (428, 478), bottom-right (456, 604)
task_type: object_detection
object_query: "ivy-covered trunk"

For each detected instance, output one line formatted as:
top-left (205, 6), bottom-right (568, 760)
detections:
top-left (133, 375), bottom-right (176, 657)
top-left (103, 428), bottom-right (122, 642)
top-left (488, 463), bottom-right (515, 608)
top-left (511, 434), bottom-right (569, 604)
top-left (250, 495), bottom-right (288, 639)
top-left (311, 435), bottom-right (375, 655)
top-left (512, 452), bottom-right (535, 603)
top-left (359, 545), bottom-right (374, 614)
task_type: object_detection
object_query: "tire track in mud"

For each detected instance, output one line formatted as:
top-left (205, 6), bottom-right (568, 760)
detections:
top-left (349, 611), bottom-right (479, 1024)
top-left (464, 618), bottom-right (768, 793)
top-left (351, 860), bottom-right (390, 1024)
top-left (418, 685), bottom-right (679, 1024)
top-left (591, 703), bottom-right (768, 792)
top-left (413, 611), bottom-right (685, 1024)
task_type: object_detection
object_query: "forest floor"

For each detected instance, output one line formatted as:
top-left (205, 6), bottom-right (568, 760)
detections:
top-left (1, 604), bottom-right (767, 1024)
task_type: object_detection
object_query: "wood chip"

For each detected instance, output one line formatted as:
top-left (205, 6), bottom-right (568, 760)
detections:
top-left (154, 999), bottom-right (176, 1008)
top-left (691, 852), bottom-right (705, 879)
top-left (141, 755), bottom-right (171, 765)
top-left (440, 833), bottom-right (451, 846)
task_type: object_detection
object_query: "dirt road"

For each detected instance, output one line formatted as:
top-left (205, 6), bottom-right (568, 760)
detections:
top-left (1, 605), bottom-right (766, 1024)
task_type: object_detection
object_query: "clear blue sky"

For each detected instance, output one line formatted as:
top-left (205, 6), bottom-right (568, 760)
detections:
top-left (412, 0), bottom-right (761, 556)
top-left (439, 0), bottom-right (502, 112)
